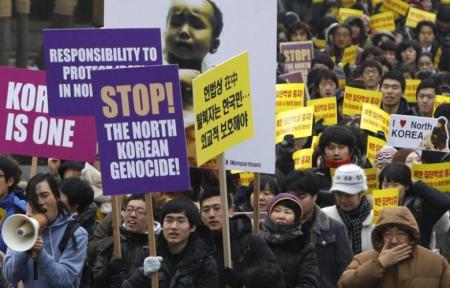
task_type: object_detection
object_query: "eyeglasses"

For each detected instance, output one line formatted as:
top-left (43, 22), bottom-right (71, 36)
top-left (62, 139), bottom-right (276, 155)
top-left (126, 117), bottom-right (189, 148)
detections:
top-left (125, 206), bottom-right (146, 216)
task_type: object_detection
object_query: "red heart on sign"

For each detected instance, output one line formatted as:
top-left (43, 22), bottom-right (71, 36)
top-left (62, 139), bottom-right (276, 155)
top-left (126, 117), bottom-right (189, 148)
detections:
top-left (400, 120), bottom-right (406, 127)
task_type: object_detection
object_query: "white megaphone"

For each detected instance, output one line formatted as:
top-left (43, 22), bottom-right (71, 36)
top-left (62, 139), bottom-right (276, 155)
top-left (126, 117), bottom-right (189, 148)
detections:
top-left (2, 214), bottom-right (48, 252)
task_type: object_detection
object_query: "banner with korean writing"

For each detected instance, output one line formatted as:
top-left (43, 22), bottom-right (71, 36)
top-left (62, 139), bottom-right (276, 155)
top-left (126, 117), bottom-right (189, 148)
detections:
top-left (388, 114), bottom-right (449, 152)
top-left (279, 41), bottom-right (314, 78)
top-left (412, 163), bottom-right (450, 192)
top-left (193, 52), bottom-right (253, 166)
top-left (341, 45), bottom-right (359, 65)
top-left (434, 95), bottom-right (450, 113)
top-left (308, 97), bottom-right (337, 125)
top-left (370, 12), bottom-right (395, 32)
top-left (230, 170), bottom-right (254, 187)
top-left (44, 28), bottom-right (163, 116)
top-left (365, 168), bottom-right (379, 194)
top-left (360, 104), bottom-right (390, 136)
top-left (275, 106), bottom-right (314, 143)
top-left (405, 79), bottom-right (421, 104)
top-left (381, 0), bottom-right (410, 16)
top-left (406, 7), bottom-right (436, 28)
top-left (372, 188), bottom-right (399, 223)
top-left (92, 65), bottom-right (190, 195)
top-left (343, 86), bottom-right (382, 116)
top-left (367, 136), bottom-right (387, 166)
top-left (293, 148), bottom-right (313, 169)
top-left (0, 67), bottom-right (96, 161)
top-left (276, 83), bottom-right (304, 112)
top-left (338, 8), bottom-right (364, 22)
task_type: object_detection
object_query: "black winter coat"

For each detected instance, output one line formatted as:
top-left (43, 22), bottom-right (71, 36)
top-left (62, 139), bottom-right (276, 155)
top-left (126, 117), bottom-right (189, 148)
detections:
top-left (93, 227), bottom-right (149, 288)
top-left (405, 181), bottom-right (450, 248)
top-left (262, 224), bottom-right (321, 288)
top-left (122, 234), bottom-right (220, 288)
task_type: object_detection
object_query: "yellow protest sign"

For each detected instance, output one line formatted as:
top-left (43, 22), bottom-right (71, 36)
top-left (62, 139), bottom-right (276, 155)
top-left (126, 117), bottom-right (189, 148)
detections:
top-left (360, 104), bottom-right (391, 136)
top-left (240, 172), bottom-right (254, 186)
top-left (193, 52), bottom-right (253, 166)
top-left (343, 86), bottom-right (382, 116)
top-left (311, 135), bottom-right (320, 150)
top-left (313, 39), bottom-right (326, 49)
top-left (412, 163), bottom-right (450, 192)
top-left (367, 136), bottom-right (387, 166)
top-left (342, 45), bottom-right (359, 65)
top-left (365, 168), bottom-right (379, 194)
top-left (293, 148), bottom-right (314, 169)
top-left (308, 97), bottom-right (338, 125)
top-left (372, 188), bottom-right (399, 223)
top-left (275, 106), bottom-right (314, 143)
top-left (370, 12), bottom-right (396, 32)
top-left (405, 79), bottom-right (421, 104)
top-left (339, 8), bottom-right (364, 22)
top-left (381, 0), bottom-right (410, 16)
top-left (406, 7), bottom-right (436, 28)
top-left (434, 95), bottom-right (450, 113)
top-left (435, 48), bottom-right (442, 69)
top-left (342, 0), bottom-right (356, 8)
top-left (276, 83), bottom-right (304, 113)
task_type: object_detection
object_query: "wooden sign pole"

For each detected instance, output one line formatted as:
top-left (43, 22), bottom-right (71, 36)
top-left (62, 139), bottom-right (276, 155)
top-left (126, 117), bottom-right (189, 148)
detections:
top-left (145, 193), bottom-right (159, 288)
top-left (30, 156), bottom-right (38, 177)
top-left (217, 154), bottom-right (232, 268)
top-left (111, 195), bottom-right (122, 258)
top-left (252, 173), bottom-right (260, 234)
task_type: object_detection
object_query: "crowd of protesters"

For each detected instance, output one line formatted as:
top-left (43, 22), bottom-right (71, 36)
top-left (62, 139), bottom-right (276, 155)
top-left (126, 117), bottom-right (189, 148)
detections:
top-left (1, 0), bottom-right (450, 287)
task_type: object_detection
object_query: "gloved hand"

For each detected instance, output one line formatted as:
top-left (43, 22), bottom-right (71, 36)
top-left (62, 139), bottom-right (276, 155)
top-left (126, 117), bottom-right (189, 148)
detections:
top-left (313, 118), bottom-right (326, 135)
top-left (222, 267), bottom-right (243, 287)
top-left (143, 256), bottom-right (163, 276)
top-left (108, 257), bottom-right (128, 274)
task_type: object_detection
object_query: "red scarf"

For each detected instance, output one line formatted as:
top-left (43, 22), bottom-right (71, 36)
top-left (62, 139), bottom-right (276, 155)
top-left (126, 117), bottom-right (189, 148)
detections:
top-left (324, 157), bottom-right (352, 168)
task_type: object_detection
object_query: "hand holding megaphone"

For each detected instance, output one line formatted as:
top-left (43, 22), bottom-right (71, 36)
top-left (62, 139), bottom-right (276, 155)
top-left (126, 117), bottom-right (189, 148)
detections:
top-left (2, 213), bottom-right (48, 252)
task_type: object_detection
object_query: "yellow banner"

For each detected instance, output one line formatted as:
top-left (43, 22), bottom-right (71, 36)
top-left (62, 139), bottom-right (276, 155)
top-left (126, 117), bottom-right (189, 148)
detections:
top-left (343, 86), bottom-right (382, 116)
top-left (275, 106), bottom-right (314, 143)
top-left (435, 48), bottom-right (442, 69)
top-left (434, 95), bottom-right (450, 113)
top-left (193, 52), bottom-right (253, 166)
top-left (308, 97), bottom-right (338, 125)
top-left (365, 168), bottom-right (379, 194)
top-left (338, 78), bottom-right (346, 89)
top-left (381, 0), bottom-right (410, 16)
top-left (276, 83), bottom-right (304, 113)
top-left (311, 135), bottom-right (320, 150)
top-left (367, 136), bottom-right (387, 166)
top-left (339, 8), bottom-right (364, 22)
top-left (412, 163), bottom-right (450, 192)
top-left (313, 39), bottom-right (326, 49)
top-left (360, 104), bottom-right (391, 136)
top-left (370, 12), bottom-right (396, 32)
top-left (405, 79), bottom-right (421, 104)
top-left (293, 148), bottom-right (314, 169)
top-left (372, 188), bottom-right (399, 223)
top-left (240, 172), bottom-right (254, 186)
top-left (342, 45), bottom-right (359, 65)
top-left (406, 7), bottom-right (436, 28)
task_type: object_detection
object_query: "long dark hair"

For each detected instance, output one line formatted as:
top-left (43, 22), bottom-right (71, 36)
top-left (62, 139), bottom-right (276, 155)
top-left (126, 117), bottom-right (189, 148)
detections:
top-left (26, 173), bottom-right (68, 217)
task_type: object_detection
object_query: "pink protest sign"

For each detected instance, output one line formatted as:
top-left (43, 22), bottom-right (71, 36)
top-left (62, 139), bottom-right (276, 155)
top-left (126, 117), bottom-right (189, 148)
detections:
top-left (0, 67), bottom-right (96, 162)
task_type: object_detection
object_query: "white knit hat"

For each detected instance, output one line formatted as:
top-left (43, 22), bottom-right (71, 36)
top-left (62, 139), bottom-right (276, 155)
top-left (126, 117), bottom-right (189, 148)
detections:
top-left (330, 164), bottom-right (367, 195)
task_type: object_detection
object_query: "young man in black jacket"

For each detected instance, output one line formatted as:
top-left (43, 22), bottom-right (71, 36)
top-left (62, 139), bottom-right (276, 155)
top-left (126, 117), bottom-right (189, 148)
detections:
top-left (199, 187), bottom-right (277, 288)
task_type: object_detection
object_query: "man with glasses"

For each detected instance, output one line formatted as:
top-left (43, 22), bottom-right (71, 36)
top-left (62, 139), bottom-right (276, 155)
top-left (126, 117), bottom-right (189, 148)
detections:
top-left (93, 194), bottom-right (161, 288)
top-left (338, 206), bottom-right (450, 287)
top-left (412, 78), bottom-right (437, 118)
top-left (361, 60), bottom-right (383, 91)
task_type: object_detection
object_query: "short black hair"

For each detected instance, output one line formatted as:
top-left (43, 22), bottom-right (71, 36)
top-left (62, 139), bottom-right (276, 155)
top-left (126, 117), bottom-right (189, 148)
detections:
top-left (361, 59), bottom-right (383, 76)
top-left (434, 103), bottom-right (450, 120)
top-left (378, 163), bottom-right (413, 189)
top-left (0, 155), bottom-right (21, 192)
top-left (416, 21), bottom-right (435, 37)
top-left (379, 40), bottom-right (397, 52)
top-left (125, 194), bottom-right (146, 207)
top-left (396, 39), bottom-right (421, 64)
top-left (282, 169), bottom-right (320, 196)
top-left (242, 262), bottom-right (286, 288)
top-left (359, 46), bottom-right (383, 64)
top-left (314, 69), bottom-right (338, 92)
top-left (416, 78), bottom-right (436, 98)
top-left (380, 70), bottom-right (406, 92)
top-left (60, 177), bottom-right (94, 212)
top-left (312, 53), bottom-right (335, 70)
top-left (26, 173), bottom-right (67, 216)
top-left (318, 125), bottom-right (356, 155)
top-left (199, 186), bottom-right (232, 208)
top-left (248, 174), bottom-right (281, 196)
top-left (161, 197), bottom-right (201, 227)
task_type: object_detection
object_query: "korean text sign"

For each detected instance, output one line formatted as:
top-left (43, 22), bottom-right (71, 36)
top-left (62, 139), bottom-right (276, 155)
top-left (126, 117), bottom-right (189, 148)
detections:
top-left (412, 163), bottom-right (450, 192)
top-left (44, 28), bottom-right (162, 116)
top-left (343, 86), bottom-right (382, 116)
top-left (92, 65), bottom-right (190, 195)
top-left (0, 67), bottom-right (96, 161)
top-left (372, 188), bottom-right (399, 223)
top-left (193, 52), bottom-right (254, 166)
